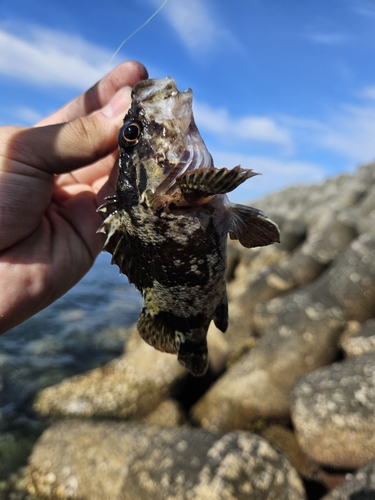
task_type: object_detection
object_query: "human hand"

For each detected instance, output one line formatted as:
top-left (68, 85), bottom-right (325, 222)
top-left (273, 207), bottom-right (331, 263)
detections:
top-left (0, 60), bottom-right (148, 333)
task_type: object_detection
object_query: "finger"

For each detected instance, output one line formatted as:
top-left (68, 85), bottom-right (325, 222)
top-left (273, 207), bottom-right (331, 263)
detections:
top-left (9, 87), bottom-right (131, 175)
top-left (35, 60), bottom-right (148, 126)
top-left (56, 149), bottom-right (118, 188)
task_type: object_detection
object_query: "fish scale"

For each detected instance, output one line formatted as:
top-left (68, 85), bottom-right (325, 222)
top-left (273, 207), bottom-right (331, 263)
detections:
top-left (97, 77), bottom-right (280, 376)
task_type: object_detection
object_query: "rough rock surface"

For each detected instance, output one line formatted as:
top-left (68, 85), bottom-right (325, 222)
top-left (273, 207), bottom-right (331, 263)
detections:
top-left (34, 326), bottom-right (228, 420)
top-left (192, 292), bottom-right (345, 429)
top-left (340, 318), bottom-right (375, 357)
top-left (27, 420), bottom-right (306, 500)
top-left (19, 161), bottom-right (375, 500)
top-left (291, 353), bottom-right (375, 469)
top-left (321, 457), bottom-right (375, 499)
top-left (34, 333), bottom-right (185, 419)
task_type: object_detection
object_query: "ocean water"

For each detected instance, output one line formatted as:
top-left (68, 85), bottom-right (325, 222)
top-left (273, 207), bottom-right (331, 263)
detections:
top-left (0, 252), bottom-right (142, 430)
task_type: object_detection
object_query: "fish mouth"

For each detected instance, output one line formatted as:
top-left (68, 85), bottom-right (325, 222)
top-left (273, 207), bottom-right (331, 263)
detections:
top-left (132, 77), bottom-right (179, 103)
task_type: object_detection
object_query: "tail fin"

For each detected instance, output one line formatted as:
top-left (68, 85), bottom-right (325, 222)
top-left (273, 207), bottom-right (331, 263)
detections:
top-left (178, 339), bottom-right (208, 376)
top-left (137, 308), bottom-right (209, 376)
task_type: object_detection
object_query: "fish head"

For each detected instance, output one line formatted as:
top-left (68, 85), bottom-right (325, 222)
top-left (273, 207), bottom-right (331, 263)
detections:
top-left (118, 77), bottom-right (213, 202)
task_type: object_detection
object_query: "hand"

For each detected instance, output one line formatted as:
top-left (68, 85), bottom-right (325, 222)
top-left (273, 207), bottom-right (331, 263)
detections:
top-left (0, 60), bottom-right (148, 333)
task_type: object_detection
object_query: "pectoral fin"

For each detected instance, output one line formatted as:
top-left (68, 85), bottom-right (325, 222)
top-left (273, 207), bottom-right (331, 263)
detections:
top-left (229, 203), bottom-right (280, 248)
top-left (177, 166), bottom-right (258, 201)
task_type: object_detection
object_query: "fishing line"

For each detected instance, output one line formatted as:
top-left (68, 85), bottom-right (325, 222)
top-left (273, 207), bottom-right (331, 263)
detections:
top-left (107, 0), bottom-right (169, 68)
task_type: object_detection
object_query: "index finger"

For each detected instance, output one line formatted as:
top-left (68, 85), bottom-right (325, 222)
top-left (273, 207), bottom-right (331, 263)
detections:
top-left (35, 60), bottom-right (148, 126)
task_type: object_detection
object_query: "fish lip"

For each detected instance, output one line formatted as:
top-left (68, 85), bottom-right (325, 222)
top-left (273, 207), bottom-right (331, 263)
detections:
top-left (132, 77), bottom-right (191, 103)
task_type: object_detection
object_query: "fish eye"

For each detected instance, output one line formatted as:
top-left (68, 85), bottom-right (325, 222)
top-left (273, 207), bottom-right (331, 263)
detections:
top-left (120, 120), bottom-right (142, 147)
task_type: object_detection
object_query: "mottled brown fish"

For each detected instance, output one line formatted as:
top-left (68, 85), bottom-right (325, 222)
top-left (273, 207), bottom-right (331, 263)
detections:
top-left (97, 77), bottom-right (280, 376)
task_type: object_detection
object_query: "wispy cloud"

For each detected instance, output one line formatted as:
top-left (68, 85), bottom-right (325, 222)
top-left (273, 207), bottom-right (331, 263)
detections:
top-left (6, 106), bottom-right (44, 125)
top-left (305, 32), bottom-right (348, 46)
top-left (193, 101), bottom-right (292, 149)
top-left (0, 23), bottom-right (112, 90)
top-left (361, 86), bottom-right (375, 100)
top-left (278, 89), bottom-right (375, 165)
top-left (316, 103), bottom-right (375, 162)
top-left (212, 150), bottom-right (326, 202)
top-left (353, 0), bottom-right (375, 18)
top-left (148, 0), bottom-right (238, 53)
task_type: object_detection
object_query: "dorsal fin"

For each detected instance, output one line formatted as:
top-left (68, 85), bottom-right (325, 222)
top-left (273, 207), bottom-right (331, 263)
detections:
top-left (177, 166), bottom-right (259, 200)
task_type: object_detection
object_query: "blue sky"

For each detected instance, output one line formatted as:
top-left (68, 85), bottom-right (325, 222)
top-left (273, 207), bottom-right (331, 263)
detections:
top-left (1, 0), bottom-right (375, 202)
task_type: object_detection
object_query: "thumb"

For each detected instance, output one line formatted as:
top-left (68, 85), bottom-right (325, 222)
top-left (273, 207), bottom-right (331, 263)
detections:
top-left (9, 87), bottom-right (132, 175)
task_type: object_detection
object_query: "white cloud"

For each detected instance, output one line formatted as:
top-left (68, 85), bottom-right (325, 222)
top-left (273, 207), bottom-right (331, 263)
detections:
top-left (211, 150), bottom-right (326, 203)
top-left (8, 106), bottom-right (44, 125)
top-left (148, 0), bottom-right (238, 53)
top-left (276, 90), bottom-right (375, 166)
top-left (193, 101), bottom-right (292, 149)
top-left (0, 24), bottom-right (113, 90)
top-left (316, 103), bottom-right (375, 162)
top-left (361, 86), bottom-right (375, 100)
top-left (306, 32), bottom-right (348, 46)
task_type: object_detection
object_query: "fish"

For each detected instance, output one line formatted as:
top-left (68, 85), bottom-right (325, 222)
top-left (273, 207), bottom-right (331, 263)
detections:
top-left (97, 77), bottom-right (280, 376)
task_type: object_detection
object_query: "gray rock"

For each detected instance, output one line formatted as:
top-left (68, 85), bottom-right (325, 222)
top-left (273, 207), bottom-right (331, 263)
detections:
top-left (317, 233), bottom-right (375, 322)
top-left (192, 292), bottom-right (345, 430)
top-left (291, 353), bottom-right (375, 469)
top-left (340, 319), bottom-right (375, 357)
top-left (27, 420), bottom-right (306, 500)
top-left (33, 325), bottom-right (228, 420)
top-left (140, 399), bottom-right (187, 427)
top-left (276, 216), bottom-right (307, 252)
top-left (321, 457), bottom-right (375, 499)
top-left (34, 332), bottom-right (185, 419)
top-left (256, 231), bottom-right (375, 332)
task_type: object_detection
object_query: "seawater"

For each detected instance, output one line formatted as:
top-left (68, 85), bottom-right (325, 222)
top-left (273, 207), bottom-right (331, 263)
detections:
top-left (0, 252), bottom-right (142, 429)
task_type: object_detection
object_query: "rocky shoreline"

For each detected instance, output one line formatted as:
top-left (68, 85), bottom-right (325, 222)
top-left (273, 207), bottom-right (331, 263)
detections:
top-left (3, 162), bottom-right (375, 499)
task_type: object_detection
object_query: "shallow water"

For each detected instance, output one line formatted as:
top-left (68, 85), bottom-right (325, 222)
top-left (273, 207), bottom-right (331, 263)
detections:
top-left (0, 252), bottom-right (142, 431)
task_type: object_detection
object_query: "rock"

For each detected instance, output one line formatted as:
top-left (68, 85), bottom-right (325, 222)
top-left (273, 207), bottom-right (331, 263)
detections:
top-left (255, 231), bottom-right (375, 333)
top-left (192, 291), bottom-right (345, 430)
top-left (291, 353), bottom-right (375, 469)
top-left (34, 333), bottom-right (185, 419)
top-left (34, 325), bottom-right (228, 420)
top-left (340, 318), bottom-right (375, 357)
top-left (27, 420), bottom-right (306, 500)
top-left (320, 457), bottom-right (375, 499)
top-left (0, 467), bottom-right (38, 500)
top-left (317, 233), bottom-right (375, 322)
top-left (259, 424), bottom-right (321, 482)
top-left (140, 399), bottom-right (187, 427)
top-left (276, 217), bottom-right (306, 252)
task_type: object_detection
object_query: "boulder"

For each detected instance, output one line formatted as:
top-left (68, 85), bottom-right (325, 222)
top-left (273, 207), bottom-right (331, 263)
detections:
top-left (27, 420), bottom-right (306, 500)
top-left (291, 353), bottom-right (375, 469)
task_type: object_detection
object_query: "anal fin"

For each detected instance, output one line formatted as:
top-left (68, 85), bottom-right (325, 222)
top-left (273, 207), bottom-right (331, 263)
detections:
top-left (229, 203), bottom-right (280, 248)
top-left (137, 308), bottom-right (179, 355)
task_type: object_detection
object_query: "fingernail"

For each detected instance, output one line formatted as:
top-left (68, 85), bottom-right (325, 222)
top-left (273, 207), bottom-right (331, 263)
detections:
top-left (102, 87), bottom-right (131, 118)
